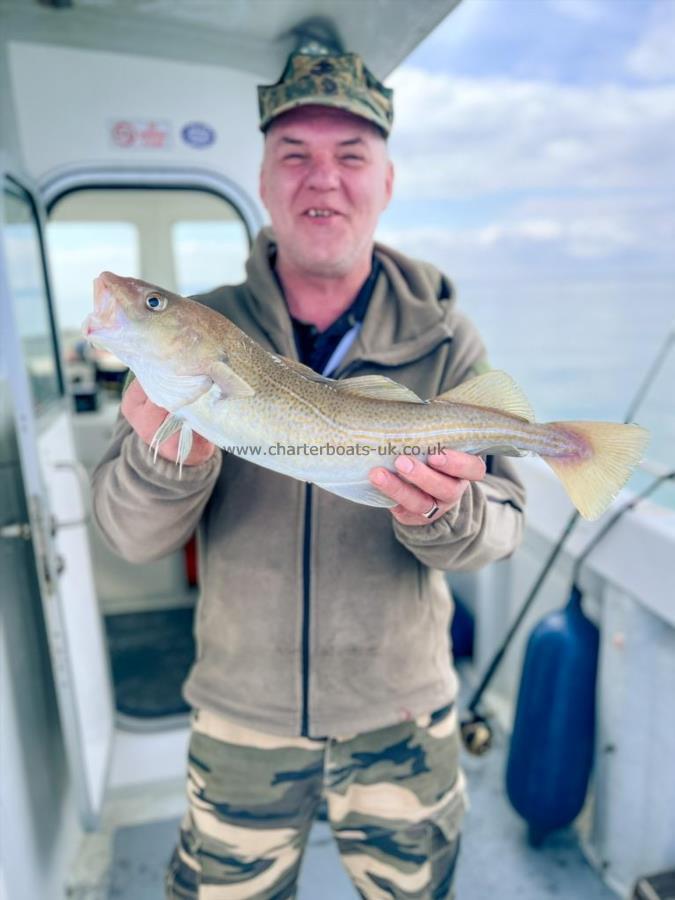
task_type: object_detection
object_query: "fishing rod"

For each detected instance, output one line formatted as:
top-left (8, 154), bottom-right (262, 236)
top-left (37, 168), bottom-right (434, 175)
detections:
top-left (570, 468), bottom-right (675, 585)
top-left (460, 323), bottom-right (675, 755)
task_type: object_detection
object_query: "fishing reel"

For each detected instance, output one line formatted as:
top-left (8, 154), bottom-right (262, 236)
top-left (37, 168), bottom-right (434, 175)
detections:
top-left (460, 710), bottom-right (494, 756)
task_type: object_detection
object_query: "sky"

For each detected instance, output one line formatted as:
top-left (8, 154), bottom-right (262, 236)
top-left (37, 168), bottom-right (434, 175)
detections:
top-left (379, 0), bottom-right (675, 291)
top-left (375, 0), bottom-right (675, 480)
top-left (37, 0), bottom-right (675, 458)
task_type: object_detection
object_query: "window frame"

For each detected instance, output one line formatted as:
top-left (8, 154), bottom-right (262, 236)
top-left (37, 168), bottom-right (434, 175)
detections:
top-left (41, 166), bottom-right (263, 250)
top-left (4, 174), bottom-right (66, 410)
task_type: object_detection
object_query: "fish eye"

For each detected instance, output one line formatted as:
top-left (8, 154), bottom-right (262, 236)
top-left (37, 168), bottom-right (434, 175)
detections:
top-left (146, 294), bottom-right (167, 311)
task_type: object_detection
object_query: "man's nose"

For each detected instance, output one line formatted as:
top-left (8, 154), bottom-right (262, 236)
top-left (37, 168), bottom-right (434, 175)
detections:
top-left (306, 156), bottom-right (340, 190)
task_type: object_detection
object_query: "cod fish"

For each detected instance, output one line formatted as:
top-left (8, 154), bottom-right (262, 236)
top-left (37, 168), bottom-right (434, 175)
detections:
top-left (84, 271), bottom-right (649, 521)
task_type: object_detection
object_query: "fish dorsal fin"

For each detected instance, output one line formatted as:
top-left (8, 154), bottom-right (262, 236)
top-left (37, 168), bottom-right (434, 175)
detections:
top-left (274, 355), bottom-right (337, 385)
top-left (433, 370), bottom-right (535, 422)
top-left (336, 375), bottom-right (424, 403)
top-left (207, 360), bottom-right (256, 398)
top-left (277, 355), bottom-right (423, 402)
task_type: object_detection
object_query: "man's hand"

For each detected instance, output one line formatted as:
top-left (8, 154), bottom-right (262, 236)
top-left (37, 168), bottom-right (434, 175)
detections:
top-left (121, 379), bottom-right (216, 467)
top-left (369, 450), bottom-right (486, 526)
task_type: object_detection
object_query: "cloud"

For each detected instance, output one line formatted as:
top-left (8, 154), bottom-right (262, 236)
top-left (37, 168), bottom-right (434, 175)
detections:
top-left (387, 68), bottom-right (675, 199)
top-left (546, 0), bottom-right (607, 23)
top-left (376, 203), bottom-right (674, 424)
top-left (626, 0), bottom-right (675, 80)
top-left (378, 191), bottom-right (675, 282)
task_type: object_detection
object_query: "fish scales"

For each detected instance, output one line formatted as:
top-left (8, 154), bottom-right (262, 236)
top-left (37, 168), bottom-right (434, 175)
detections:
top-left (83, 272), bottom-right (650, 519)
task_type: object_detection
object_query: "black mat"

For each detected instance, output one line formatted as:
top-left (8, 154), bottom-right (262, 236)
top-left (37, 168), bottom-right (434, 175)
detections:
top-left (104, 606), bottom-right (195, 718)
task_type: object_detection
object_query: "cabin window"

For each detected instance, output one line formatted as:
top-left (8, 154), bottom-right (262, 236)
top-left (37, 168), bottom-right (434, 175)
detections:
top-left (46, 186), bottom-right (250, 402)
top-left (48, 219), bottom-right (139, 401)
top-left (3, 182), bottom-right (62, 414)
top-left (171, 191), bottom-right (248, 294)
top-left (173, 218), bottom-right (247, 296)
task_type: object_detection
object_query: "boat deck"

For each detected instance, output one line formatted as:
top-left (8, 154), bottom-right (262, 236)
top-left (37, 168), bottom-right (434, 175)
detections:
top-left (107, 744), bottom-right (615, 900)
top-left (104, 669), bottom-right (615, 899)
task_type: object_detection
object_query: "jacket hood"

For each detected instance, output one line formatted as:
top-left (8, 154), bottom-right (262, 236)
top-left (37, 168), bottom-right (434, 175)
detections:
top-left (243, 227), bottom-right (457, 371)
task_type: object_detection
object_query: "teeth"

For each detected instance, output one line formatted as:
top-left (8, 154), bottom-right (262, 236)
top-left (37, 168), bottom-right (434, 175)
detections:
top-left (307, 209), bottom-right (333, 217)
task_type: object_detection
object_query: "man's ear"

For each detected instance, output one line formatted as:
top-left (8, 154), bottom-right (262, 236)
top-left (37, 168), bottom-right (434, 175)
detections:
top-left (384, 159), bottom-right (394, 209)
top-left (259, 163), bottom-right (267, 208)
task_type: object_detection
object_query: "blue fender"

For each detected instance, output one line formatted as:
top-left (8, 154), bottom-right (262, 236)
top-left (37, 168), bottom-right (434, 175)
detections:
top-left (451, 593), bottom-right (474, 660)
top-left (505, 585), bottom-right (599, 843)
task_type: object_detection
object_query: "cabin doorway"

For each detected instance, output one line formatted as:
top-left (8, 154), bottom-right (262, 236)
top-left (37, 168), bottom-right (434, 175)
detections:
top-left (44, 177), bottom-right (253, 725)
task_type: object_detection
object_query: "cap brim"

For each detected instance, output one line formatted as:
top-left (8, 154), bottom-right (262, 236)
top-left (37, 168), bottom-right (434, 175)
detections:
top-left (260, 96), bottom-right (389, 136)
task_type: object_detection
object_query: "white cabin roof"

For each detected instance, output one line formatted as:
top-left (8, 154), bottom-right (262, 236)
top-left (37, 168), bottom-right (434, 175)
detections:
top-left (1, 0), bottom-right (462, 77)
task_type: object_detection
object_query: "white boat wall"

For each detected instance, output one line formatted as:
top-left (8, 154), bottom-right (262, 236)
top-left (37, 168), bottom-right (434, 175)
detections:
top-left (1, 2), bottom-right (674, 899)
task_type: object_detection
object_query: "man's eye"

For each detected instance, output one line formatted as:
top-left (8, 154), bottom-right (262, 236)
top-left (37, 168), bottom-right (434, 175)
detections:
top-left (341, 155), bottom-right (365, 163)
top-left (283, 153), bottom-right (307, 161)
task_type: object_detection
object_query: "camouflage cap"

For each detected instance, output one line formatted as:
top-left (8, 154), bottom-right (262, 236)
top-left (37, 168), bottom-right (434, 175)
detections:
top-left (258, 49), bottom-right (394, 137)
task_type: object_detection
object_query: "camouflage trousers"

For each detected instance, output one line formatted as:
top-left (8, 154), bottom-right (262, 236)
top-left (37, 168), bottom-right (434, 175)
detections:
top-left (165, 703), bottom-right (466, 899)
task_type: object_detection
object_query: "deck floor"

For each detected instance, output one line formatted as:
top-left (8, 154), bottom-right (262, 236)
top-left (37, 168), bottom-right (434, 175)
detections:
top-left (106, 725), bottom-right (615, 899)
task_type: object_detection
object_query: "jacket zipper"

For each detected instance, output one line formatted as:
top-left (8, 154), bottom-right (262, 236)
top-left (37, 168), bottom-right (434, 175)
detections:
top-left (298, 344), bottom-right (363, 738)
top-left (301, 482), bottom-right (312, 736)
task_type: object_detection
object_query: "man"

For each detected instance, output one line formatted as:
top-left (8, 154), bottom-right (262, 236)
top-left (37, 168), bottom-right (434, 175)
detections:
top-left (93, 48), bottom-right (525, 899)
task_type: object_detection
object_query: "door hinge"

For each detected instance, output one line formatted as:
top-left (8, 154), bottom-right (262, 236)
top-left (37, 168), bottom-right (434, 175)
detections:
top-left (0, 522), bottom-right (32, 540)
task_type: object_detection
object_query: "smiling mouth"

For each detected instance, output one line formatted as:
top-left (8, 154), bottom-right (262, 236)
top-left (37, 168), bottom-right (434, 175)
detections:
top-left (304, 208), bottom-right (341, 218)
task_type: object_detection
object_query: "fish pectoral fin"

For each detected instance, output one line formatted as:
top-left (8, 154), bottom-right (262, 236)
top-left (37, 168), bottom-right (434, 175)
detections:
top-left (433, 370), bottom-right (535, 422)
top-left (315, 479), bottom-right (397, 508)
top-left (336, 375), bottom-right (424, 403)
top-left (207, 360), bottom-right (256, 398)
top-left (136, 368), bottom-right (212, 411)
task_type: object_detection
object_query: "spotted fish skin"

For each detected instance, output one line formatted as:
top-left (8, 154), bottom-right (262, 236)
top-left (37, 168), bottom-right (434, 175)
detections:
top-left (84, 271), bottom-right (650, 520)
top-left (165, 706), bottom-right (464, 899)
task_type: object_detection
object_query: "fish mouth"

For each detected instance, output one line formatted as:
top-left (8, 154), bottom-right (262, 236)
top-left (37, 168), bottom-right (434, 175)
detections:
top-left (82, 272), bottom-right (126, 340)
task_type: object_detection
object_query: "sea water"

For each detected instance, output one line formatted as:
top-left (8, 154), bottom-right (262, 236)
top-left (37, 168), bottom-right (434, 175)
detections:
top-left (459, 279), bottom-right (675, 509)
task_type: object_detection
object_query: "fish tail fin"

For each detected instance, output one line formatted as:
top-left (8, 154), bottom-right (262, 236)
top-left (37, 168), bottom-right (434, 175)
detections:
top-left (542, 421), bottom-right (649, 520)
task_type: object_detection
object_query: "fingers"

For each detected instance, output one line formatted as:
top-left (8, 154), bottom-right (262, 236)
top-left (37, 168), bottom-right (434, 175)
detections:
top-left (389, 504), bottom-right (451, 527)
top-left (120, 378), bottom-right (215, 465)
top-left (369, 464), bottom-right (463, 524)
top-left (427, 449), bottom-right (486, 481)
top-left (120, 377), bottom-right (146, 417)
top-left (121, 380), bottom-right (167, 441)
top-left (394, 454), bottom-right (471, 503)
top-left (369, 450), bottom-right (485, 526)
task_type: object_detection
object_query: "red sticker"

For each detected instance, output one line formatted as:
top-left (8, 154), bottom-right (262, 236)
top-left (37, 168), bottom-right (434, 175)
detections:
top-left (110, 119), bottom-right (171, 149)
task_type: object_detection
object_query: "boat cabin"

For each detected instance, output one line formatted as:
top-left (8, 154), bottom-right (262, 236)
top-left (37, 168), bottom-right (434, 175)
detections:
top-left (1, 1), bottom-right (674, 898)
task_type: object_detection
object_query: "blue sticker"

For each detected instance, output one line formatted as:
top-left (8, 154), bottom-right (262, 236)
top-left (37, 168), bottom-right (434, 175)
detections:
top-left (181, 122), bottom-right (216, 148)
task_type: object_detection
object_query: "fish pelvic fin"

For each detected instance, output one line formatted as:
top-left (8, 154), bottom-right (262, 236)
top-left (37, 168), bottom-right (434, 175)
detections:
top-left (542, 421), bottom-right (650, 520)
top-left (150, 413), bottom-right (182, 462)
top-left (176, 423), bottom-right (194, 479)
top-left (316, 479), bottom-right (397, 508)
top-left (433, 370), bottom-right (535, 422)
top-left (148, 414), bottom-right (194, 478)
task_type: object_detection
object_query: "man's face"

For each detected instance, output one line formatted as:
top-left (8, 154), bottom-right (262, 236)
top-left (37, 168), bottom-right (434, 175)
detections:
top-left (259, 106), bottom-right (394, 278)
